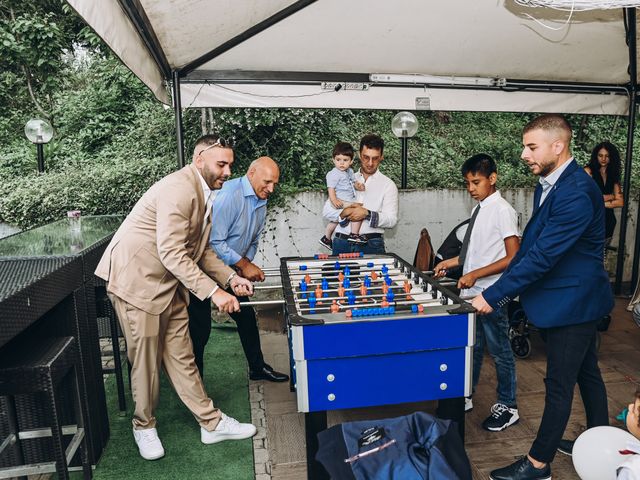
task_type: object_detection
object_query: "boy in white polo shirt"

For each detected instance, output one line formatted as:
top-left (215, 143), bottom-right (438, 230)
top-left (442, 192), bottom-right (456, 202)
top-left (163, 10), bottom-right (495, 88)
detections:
top-left (434, 153), bottom-right (521, 432)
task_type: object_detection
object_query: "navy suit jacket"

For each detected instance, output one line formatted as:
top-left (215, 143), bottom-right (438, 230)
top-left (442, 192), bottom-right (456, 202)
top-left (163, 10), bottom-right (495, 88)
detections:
top-left (316, 412), bottom-right (471, 480)
top-left (483, 160), bottom-right (613, 328)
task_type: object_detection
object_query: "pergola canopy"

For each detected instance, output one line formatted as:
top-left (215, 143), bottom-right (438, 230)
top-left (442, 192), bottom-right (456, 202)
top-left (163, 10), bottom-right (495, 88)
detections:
top-left (67, 0), bottom-right (639, 114)
top-left (65, 0), bottom-right (640, 293)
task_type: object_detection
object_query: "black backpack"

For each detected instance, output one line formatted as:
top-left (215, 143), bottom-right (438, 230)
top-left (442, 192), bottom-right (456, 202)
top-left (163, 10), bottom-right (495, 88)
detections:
top-left (435, 219), bottom-right (470, 280)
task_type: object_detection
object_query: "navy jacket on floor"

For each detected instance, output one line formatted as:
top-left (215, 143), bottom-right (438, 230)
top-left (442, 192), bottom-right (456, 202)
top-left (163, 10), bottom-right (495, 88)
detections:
top-left (315, 412), bottom-right (471, 480)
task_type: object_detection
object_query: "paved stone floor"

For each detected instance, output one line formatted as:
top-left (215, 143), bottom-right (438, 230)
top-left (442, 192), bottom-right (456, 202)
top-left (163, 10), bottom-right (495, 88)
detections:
top-left (26, 296), bottom-right (639, 480)
top-left (253, 297), bottom-right (640, 480)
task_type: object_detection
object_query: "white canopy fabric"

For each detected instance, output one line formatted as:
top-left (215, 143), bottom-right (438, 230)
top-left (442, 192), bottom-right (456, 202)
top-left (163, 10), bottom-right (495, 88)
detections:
top-left (66, 0), bottom-right (638, 115)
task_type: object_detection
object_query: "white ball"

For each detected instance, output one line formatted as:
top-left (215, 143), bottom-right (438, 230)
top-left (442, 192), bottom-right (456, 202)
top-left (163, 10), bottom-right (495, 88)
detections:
top-left (573, 426), bottom-right (636, 480)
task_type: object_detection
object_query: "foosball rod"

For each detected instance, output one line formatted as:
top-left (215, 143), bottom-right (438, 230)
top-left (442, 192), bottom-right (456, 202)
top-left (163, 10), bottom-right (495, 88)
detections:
top-left (291, 280), bottom-right (457, 296)
top-left (262, 266), bottom-right (438, 277)
top-left (259, 261), bottom-right (397, 273)
top-left (284, 271), bottom-right (411, 283)
top-left (260, 262), bottom-right (398, 273)
top-left (298, 297), bottom-right (447, 313)
top-left (293, 283), bottom-right (419, 297)
top-left (284, 270), bottom-right (407, 282)
top-left (295, 290), bottom-right (449, 304)
top-left (288, 265), bottom-right (436, 276)
top-left (286, 265), bottom-right (403, 275)
top-left (238, 299), bottom-right (286, 307)
top-left (285, 262), bottom-right (396, 273)
top-left (253, 284), bottom-right (283, 290)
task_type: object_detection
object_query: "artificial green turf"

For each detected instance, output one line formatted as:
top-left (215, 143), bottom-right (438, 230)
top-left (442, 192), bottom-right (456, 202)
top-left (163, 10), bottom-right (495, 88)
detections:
top-left (92, 325), bottom-right (254, 480)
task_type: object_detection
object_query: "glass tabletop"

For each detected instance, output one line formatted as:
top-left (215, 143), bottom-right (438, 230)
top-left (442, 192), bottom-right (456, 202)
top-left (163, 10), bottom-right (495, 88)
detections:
top-left (0, 215), bottom-right (123, 257)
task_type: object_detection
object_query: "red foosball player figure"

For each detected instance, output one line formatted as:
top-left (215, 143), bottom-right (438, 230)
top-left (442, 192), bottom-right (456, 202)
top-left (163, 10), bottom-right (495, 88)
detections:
top-left (304, 274), bottom-right (311, 284)
top-left (315, 286), bottom-right (323, 304)
top-left (338, 286), bottom-right (346, 298)
top-left (404, 282), bottom-right (412, 300)
top-left (330, 300), bottom-right (340, 313)
top-left (371, 271), bottom-right (378, 281)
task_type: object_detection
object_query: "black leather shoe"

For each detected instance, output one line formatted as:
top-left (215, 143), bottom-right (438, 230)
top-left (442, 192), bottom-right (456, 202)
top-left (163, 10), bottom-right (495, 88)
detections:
top-left (557, 439), bottom-right (574, 456)
top-left (249, 365), bottom-right (289, 382)
top-left (489, 457), bottom-right (551, 480)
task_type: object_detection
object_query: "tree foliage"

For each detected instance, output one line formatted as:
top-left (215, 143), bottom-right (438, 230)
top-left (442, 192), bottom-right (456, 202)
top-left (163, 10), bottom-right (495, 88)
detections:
top-left (0, 3), bottom-right (639, 229)
top-left (0, 0), bottom-right (95, 128)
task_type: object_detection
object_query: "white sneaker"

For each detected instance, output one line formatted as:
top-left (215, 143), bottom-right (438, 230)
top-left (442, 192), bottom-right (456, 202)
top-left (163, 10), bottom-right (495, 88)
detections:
top-left (133, 427), bottom-right (165, 460)
top-left (201, 413), bottom-right (257, 444)
top-left (465, 397), bottom-right (473, 412)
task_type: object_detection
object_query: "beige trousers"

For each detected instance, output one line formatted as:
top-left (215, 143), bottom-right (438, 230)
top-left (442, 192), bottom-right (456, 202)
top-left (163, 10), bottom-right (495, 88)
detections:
top-left (108, 291), bottom-right (221, 431)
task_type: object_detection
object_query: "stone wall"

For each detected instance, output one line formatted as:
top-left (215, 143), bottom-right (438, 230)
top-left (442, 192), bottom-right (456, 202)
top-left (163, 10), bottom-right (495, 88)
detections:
top-left (0, 223), bottom-right (20, 239)
top-left (253, 188), bottom-right (638, 281)
top-left (1, 188), bottom-right (635, 280)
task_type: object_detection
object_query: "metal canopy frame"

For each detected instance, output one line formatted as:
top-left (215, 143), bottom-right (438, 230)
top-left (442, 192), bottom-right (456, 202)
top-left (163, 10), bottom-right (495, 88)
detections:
top-left (116, 0), bottom-right (171, 78)
top-left (620, 8), bottom-right (638, 294)
top-left (115, 2), bottom-right (639, 293)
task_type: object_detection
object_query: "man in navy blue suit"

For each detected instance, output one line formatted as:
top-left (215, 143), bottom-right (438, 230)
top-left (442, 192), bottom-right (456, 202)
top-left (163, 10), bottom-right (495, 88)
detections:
top-left (472, 114), bottom-right (613, 480)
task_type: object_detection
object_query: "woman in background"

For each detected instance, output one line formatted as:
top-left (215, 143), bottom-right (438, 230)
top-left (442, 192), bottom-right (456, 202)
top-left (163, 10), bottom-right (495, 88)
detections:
top-left (585, 141), bottom-right (624, 245)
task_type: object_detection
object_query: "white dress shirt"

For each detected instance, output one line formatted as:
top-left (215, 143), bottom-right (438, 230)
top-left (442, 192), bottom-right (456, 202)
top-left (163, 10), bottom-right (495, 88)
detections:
top-left (335, 168), bottom-right (399, 235)
top-left (539, 157), bottom-right (574, 206)
top-left (461, 190), bottom-right (520, 297)
top-left (196, 169), bottom-right (223, 297)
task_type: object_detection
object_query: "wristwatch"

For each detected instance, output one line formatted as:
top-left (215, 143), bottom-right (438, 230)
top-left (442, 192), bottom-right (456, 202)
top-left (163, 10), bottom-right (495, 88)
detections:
top-left (225, 271), bottom-right (237, 289)
top-left (365, 210), bottom-right (372, 220)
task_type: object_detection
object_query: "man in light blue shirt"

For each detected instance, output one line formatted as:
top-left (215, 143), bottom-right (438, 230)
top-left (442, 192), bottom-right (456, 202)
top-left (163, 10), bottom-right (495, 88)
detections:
top-left (188, 157), bottom-right (289, 383)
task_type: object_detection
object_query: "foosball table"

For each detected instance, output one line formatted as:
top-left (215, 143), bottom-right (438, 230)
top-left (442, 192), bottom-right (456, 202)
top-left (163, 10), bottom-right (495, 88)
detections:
top-left (278, 252), bottom-right (475, 479)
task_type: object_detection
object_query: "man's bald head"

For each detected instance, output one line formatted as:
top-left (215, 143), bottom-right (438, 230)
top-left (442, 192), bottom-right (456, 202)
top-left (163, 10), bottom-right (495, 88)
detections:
top-left (247, 157), bottom-right (280, 200)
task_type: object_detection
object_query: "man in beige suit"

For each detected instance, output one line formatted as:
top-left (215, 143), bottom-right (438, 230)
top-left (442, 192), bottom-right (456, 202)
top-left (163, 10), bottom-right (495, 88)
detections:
top-left (96, 135), bottom-right (257, 460)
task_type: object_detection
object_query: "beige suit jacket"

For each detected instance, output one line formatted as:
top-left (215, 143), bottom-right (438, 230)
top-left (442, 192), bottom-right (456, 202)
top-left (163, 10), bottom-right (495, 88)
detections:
top-left (95, 163), bottom-right (234, 315)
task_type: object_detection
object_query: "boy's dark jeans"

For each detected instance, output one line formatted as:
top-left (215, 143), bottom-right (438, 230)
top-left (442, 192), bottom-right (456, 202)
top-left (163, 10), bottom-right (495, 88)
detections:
top-left (472, 306), bottom-right (517, 407)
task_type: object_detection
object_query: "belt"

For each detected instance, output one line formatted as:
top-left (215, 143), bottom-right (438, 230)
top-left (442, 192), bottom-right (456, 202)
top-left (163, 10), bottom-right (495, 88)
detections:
top-left (335, 233), bottom-right (383, 240)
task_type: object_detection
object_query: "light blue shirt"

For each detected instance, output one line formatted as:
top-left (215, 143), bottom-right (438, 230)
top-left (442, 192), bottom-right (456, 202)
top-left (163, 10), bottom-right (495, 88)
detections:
top-left (209, 176), bottom-right (267, 266)
top-left (539, 157), bottom-right (574, 206)
top-left (326, 167), bottom-right (356, 202)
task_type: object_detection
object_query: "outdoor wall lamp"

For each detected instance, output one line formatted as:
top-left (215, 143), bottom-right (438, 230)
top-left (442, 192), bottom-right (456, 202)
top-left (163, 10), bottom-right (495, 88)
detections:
top-left (391, 111), bottom-right (419, 189)
top-left (25, 119), bottom-right (54, 173)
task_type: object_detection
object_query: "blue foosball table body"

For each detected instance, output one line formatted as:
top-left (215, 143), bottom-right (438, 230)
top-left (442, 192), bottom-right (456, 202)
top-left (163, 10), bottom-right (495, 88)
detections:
top-left (279, 253), bottom-right (475, 479)
top-left (291, 312), bottom-right (473, 412)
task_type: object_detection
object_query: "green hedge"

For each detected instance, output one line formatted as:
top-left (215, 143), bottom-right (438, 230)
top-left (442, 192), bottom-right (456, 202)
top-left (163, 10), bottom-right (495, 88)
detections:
top-left (2, 57), bottom-right (640, 229)
top-left (0, 156), bottom-right (174, 228)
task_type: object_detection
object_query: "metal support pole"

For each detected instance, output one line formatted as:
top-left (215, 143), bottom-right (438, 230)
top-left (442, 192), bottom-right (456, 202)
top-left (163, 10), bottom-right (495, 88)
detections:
top-left (36, 143), bottom-right (45, 173)
top-left (616, 7), bottom-right (637, 294)
top-left (172, 70), bottom-right (185, 169)
top-left (400, 136), bottom-right (408, 189)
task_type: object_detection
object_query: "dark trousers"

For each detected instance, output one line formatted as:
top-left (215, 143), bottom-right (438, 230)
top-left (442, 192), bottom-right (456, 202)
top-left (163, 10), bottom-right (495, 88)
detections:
top-left (529, 319), bottom-right (609, 463)
top-left (187, 290), bottom-right (265, 377)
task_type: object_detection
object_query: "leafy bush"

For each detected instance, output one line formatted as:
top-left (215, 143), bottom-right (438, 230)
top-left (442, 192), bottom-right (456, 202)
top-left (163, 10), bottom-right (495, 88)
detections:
top-left (0, 156), bottom-right (174, 228)
top-left (2, 51), bottom-right (640, 229)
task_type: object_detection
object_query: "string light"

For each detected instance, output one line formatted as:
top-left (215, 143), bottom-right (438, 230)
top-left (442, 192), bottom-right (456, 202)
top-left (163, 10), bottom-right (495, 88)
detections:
top-left (515, 0), bottom-right (640, 11)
